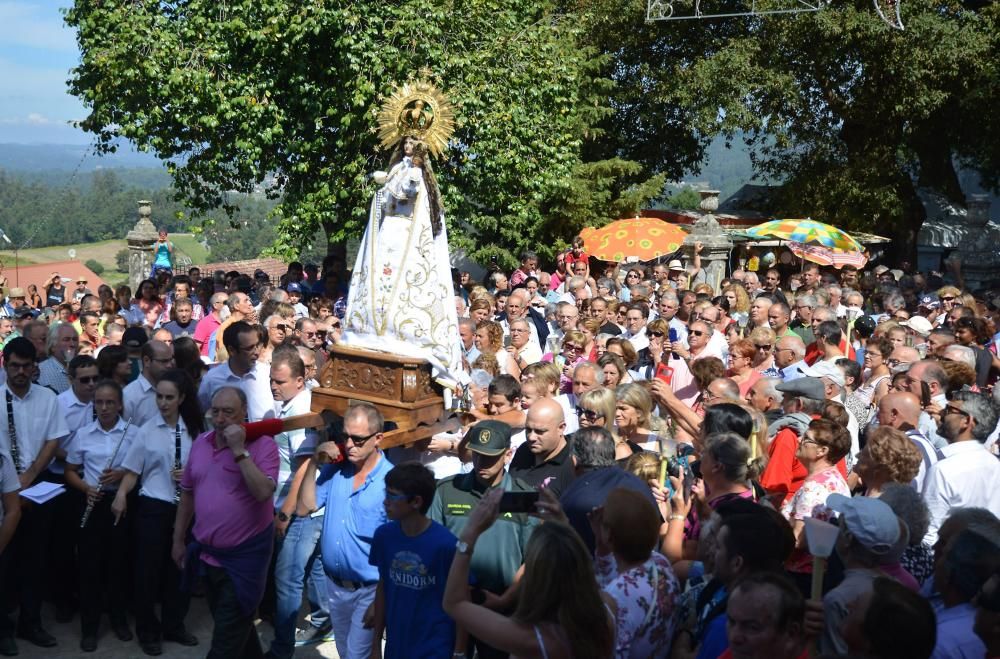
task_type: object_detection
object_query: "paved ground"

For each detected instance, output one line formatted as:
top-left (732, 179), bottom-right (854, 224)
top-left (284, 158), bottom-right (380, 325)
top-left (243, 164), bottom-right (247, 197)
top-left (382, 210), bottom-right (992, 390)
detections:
top-left (14, 598), bottom-right (340, 658)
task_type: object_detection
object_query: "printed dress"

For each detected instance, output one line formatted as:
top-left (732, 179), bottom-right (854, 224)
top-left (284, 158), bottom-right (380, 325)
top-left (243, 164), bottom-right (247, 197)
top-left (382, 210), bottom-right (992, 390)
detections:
top-left (595, 551), bottom-right (679, 659)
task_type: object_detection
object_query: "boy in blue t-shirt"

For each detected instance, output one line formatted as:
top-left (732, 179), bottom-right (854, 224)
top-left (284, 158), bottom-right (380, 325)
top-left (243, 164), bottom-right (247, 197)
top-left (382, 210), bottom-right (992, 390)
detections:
top-left (368, 462), bottom-right (459, 658)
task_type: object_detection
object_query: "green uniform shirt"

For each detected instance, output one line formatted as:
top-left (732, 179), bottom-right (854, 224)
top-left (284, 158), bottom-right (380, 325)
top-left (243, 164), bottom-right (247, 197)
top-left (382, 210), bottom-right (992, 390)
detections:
top-left (428, 471), bottom-right (538, 594)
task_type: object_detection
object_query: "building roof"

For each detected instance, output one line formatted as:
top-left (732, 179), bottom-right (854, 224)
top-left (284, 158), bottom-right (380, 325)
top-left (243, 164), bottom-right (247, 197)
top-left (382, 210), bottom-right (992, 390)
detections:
top-left (199, 257), bottom-right (288, 282)
top-left (0, 259), bottom-right (106, 298)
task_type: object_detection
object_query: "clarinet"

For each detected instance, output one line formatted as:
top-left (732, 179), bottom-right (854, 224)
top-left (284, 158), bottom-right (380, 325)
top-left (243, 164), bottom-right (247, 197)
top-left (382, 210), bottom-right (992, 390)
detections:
top-left (80, 417), bottom-right (133, 528)
top-left (173, 423), bottom-right (182, 504)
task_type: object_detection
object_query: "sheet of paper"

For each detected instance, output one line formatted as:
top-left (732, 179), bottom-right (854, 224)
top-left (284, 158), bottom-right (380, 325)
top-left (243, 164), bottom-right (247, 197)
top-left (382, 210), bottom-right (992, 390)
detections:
top-left (19, 481), bottom-right (65, 505)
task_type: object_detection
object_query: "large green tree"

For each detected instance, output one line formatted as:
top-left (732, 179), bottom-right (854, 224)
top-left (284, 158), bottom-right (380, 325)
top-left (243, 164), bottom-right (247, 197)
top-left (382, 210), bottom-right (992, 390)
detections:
top-left (66, 0), bottom-right (664, 268)
top-left (577, 0), bottom-right (1000, 258)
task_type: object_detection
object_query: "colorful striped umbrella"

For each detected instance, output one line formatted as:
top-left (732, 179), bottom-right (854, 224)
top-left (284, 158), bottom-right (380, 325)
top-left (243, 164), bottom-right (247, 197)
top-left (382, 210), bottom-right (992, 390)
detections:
top-left (787, 242), bottom-right (869, 269)
top-left (744, 218), bottom-right (865, 253)
top-left (579, 217), bottom-right (688, 263)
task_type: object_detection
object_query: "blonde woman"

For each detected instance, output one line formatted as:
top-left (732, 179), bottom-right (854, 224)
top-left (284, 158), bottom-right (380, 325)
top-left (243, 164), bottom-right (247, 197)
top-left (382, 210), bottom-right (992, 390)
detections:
top-left (614, 383), bottom-right (661, 452)
top-left (469, 297), bottom-right (494, 325)
top-left (748, 326), bottom-right (780, 377)
top-left (474, 320), bottom-right (510, 374)
top-left (578, 387), bottom-right (640, 461)
top-left (520, 361), bottom-right (561, 397)
top-left (723, 284), bottom-right (751, 320)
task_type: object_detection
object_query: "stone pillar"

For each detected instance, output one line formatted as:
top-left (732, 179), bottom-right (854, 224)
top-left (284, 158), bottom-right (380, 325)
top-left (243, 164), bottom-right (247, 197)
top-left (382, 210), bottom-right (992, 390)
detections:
top-left (683, 190), bottom-right (733, 293)
top-left (127, 201), bottom-right (157, 292)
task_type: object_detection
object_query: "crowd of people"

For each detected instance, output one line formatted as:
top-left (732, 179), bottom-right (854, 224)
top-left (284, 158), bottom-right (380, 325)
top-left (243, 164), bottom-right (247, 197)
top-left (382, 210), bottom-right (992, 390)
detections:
top-left (2, 237), bottom-right (1000, 659)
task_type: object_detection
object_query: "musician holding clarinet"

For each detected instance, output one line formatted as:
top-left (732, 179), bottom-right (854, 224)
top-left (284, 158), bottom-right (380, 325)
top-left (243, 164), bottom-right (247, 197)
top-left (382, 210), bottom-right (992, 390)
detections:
top-left (64, 379), bottom-right (138, 652)
top-left (112, 369), bottom-right (202, 655)
top-left (0, 337), bottom-right (69, 656)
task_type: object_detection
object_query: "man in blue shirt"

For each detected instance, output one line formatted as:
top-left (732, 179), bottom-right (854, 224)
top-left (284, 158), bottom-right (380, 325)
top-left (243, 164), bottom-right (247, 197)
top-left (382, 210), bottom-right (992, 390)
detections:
top-left (368, 463), bottom-right (457, 659)
top-left (298, 402), bottom-right (392, 659)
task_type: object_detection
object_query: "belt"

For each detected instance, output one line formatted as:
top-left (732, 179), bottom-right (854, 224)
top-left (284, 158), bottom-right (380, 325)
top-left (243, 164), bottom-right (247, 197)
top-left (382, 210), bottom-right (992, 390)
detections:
top-left (330, 577), bottom-right (377, 592)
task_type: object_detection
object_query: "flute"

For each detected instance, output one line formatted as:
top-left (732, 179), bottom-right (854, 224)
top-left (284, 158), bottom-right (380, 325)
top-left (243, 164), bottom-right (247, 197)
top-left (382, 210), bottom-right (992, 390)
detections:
top-left (80, 416), bottom-right (133, 528)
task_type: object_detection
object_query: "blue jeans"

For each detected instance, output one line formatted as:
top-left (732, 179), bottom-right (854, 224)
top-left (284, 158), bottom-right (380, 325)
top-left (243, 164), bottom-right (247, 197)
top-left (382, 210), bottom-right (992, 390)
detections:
top-left (269, 514), bottom-right (329, 658)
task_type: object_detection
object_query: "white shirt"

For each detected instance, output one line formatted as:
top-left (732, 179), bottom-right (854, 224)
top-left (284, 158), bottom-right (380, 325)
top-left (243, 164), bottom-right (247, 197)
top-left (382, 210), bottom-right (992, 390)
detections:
top-left (198, 360), bottom-right (277, 422)
top-left (0, 383), bottom-right (69, 474)
top-left (38, 356), bottom-right (70, 394)
top-left (923, 440), bottom-right (1000, 546)
top-left (123, 374), bottom-right (159, 428)
top-left (0, 450), bottom-right (17, 526)
top-left (555, 393), bottom-right (579, 435)
top-left (67, 417), bottom-right (139, 490)
top-left (54, 389), bottom-right (95, 475)
top-left (274, 388), bottom-right (317, 509)
top-left (121, 413), bottom-right (194, 504)
top-left (905, 429), bottom-right (940, 494)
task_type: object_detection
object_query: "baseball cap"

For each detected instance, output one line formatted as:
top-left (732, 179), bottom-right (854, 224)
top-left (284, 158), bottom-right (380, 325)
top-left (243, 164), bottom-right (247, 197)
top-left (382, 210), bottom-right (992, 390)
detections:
top-left (802, 361), bottom-right (846, 388)
top-left (776, 376), bottom-right (826, 400)
top-left (900, 316), bottom-right (933, 337)
top-left (285, 282), bottom-right (302, 294)
top-left (123, 327), bottom-right (149, 349)
top-left (827, 494), bottom-right (909, 563)
top-left (464, 420), bottom-right (512, 456)
top-left (667, 259), bottom-right (685, 271)
top-left (918, 295), bottom-right (940, 310)
top-left (853, 315), bottom-right (877, 337)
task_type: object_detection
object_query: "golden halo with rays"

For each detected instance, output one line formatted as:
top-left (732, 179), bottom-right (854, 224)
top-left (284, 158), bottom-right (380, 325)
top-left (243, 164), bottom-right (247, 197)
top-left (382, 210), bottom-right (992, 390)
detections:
top-left (377, 78), bottom-right (455, 159)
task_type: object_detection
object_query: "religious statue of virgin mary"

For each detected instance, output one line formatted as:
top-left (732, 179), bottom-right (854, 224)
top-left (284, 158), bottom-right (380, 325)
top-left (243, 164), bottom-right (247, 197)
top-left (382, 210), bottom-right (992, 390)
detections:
top-left (342, 78), bottom-right (463, 385)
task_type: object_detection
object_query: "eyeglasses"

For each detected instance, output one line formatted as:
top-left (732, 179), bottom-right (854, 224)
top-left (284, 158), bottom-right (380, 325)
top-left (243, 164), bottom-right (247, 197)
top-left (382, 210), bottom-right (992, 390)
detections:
top-left (943, 405), bottom-right (971, 418)
top-left (646, 330), bottom-right (665, 338)
top-left (575, 407), bottom-right (603, 422)
top-left (330, 322), bottom-right (342, 329)
top-left (885, 358), bottom-right (906, 367)
top-left (75, 375), bottom-right (99, 384)
top-left (342, 430), bottom-right (379, 446)
top-left (563, 344), bottom-right (584, 353)
top-left (941, 296), bottom-right (956, 302)
top-left (756, 344), bottom-right (773, 351)
top-left (690, 330), bottom-right (707, 337)
top-left (274, 324), bottom-right (293, 332)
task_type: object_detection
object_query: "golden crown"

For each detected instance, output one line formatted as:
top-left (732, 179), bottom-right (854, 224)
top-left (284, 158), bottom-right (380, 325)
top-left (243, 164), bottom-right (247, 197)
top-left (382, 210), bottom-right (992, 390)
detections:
top-left (377, 77), bottom-right (455, 159)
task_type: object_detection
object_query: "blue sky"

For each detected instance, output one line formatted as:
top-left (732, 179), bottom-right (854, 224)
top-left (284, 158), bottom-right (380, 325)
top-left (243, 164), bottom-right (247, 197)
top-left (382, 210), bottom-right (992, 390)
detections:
top-left (0, 0), bottom-right (90, 143)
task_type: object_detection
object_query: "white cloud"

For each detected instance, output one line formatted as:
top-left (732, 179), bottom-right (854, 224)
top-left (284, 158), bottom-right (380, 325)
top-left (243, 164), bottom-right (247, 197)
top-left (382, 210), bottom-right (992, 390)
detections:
top-left (0, 1), bottom-right (77, 52)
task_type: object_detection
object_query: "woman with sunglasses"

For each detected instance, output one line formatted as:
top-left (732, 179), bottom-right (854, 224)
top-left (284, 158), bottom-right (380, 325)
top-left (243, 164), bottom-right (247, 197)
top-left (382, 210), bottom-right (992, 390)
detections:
top-left (578, 387), bottom-right (640, 462)
top-left (544, 331), bottom-right (588, 394)
top-left (747, 326), bottom-right (780, 377)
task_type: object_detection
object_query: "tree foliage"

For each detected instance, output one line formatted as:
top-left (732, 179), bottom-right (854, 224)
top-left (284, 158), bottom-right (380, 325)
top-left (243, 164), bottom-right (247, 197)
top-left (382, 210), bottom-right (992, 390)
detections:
top-left (576, 0), bottom-right (1000, 255)
top-left (66, 0), bottom-right (663, 269)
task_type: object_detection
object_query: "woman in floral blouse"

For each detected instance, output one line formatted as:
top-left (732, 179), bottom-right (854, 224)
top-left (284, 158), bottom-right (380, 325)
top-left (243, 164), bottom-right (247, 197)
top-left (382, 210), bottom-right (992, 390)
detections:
top-left (781, 418), bottom-right (852, 577)
top-left (591, 487), bottom-right (680, 659)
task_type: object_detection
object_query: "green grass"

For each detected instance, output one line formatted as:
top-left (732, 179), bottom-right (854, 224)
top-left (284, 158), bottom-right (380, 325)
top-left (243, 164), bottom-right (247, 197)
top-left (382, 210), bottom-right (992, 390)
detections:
top-left (0, 233), bottom-right (208, 287)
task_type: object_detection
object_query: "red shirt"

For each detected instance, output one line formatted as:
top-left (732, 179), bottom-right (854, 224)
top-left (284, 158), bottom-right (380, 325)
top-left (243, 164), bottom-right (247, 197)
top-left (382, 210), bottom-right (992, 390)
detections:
top-left (804, 338), bottom-right (855, 365)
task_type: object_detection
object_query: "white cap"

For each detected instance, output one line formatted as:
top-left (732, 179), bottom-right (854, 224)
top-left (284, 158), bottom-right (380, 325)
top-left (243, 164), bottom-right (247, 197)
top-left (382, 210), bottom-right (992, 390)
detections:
top-left (900, 316), bottom-right (933, 338)
top-left (801, 360), bottom-right (845, 388)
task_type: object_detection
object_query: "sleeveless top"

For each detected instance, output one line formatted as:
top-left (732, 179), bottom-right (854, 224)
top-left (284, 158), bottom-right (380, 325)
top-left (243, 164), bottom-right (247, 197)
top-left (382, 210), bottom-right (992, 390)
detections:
top-left (153, 241), bottom-right (172, 267)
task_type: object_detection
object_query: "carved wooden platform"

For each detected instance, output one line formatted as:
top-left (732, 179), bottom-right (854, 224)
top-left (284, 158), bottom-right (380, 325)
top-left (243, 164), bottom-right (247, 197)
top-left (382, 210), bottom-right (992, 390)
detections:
top-left (312, 344), bottom-right (459, 448)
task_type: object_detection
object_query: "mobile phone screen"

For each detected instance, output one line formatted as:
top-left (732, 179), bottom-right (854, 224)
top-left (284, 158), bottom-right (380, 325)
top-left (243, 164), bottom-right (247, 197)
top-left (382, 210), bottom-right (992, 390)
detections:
top-left (499, 491), bottom-right (540, 514)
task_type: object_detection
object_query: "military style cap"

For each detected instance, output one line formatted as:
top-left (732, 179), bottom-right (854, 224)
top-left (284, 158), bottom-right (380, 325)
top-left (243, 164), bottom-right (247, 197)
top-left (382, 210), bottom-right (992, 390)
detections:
top-left (465, 420), bottom-right (512, 456)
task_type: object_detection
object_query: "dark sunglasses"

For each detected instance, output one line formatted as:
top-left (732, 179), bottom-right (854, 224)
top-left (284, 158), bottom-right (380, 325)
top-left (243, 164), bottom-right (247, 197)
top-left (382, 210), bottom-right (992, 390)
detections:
top-left (690, 330), bottom-right (707, 337)
top-left (340, 430), bottom-right (379, 446)
top-left (755, 344), bottom-right (773, 351)
top-left (575, 407), bottom-right (603, 422)
top-left (76, 375), bottom-right (99, 384)
top-left (646, 330), bottom-right (665, 338)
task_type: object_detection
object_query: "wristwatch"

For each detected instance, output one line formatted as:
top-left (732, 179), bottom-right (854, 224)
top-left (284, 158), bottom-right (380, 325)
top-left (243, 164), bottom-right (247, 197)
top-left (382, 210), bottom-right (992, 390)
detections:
top-left (277, 511), bottom-right (290, 522)
top-left (234, 450), bottom-right (251, 463)
top-left (455, 539), bottom-right (473, 555)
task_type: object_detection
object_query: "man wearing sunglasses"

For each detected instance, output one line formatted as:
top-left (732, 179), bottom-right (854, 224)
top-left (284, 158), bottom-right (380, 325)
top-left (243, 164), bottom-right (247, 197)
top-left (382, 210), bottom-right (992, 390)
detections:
top-left (923, 391), bottom-right (1000, 546)
top-left (298, 402), bottom-right (392, 659)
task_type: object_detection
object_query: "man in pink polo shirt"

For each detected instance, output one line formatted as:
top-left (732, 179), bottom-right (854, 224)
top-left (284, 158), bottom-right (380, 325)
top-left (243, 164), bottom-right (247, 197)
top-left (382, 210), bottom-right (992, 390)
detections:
top-left (172, 386), bottom-right (278, 658)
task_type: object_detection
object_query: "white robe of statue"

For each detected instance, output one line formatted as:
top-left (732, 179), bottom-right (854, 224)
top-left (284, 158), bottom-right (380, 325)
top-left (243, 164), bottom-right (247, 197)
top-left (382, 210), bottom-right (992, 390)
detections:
top-left (343, 157), bottom-right (463, 385)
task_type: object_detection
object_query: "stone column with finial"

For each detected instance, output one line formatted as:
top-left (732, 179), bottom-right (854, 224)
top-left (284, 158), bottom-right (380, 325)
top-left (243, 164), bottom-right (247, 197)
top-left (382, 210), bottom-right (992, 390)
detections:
top-left (127, 201), bottom-right (158, 292)
top-left (683, 190), bottom-right (733, 293)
